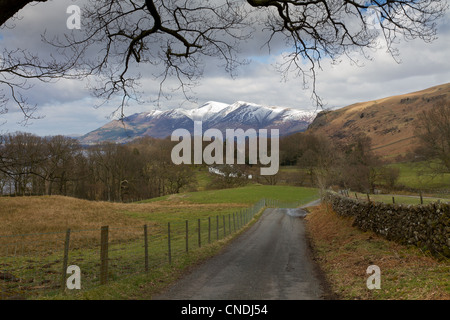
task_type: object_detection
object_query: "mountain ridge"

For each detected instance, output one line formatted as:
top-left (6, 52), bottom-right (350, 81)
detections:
top-left (79, 101), bottom-right (316, 145)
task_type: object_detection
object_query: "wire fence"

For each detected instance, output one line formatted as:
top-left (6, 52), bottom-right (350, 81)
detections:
top-left (1, 198), bottom-right (293, 300)
top-left (337, 189), bottom-right (450, 205)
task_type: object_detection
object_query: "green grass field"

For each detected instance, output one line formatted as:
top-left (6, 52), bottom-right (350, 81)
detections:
top-left (387, 161), bottom-right (450, 191)
top-left (139, 185), bottom-right (318, 206)
top-left (176, 185), bottom-right (318, 204)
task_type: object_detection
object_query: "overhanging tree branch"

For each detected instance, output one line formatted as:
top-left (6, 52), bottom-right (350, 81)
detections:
top-left (0, 0), bottom-right (448, 120)
top-left (0, 0), bottom-right (48, 26)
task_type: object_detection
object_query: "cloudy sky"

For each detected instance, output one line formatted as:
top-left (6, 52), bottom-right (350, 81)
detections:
top-left (1, 0), bottom-right (449, 137)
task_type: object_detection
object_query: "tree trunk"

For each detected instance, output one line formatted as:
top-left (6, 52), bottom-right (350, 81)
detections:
top-left (46, 179), bottom-right (53, 196)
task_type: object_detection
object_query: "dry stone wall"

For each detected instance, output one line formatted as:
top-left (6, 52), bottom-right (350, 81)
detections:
top-left (326, 192), bottom-right (450, 258)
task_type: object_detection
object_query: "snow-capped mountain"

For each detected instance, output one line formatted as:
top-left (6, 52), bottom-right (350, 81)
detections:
top-left (79, 101), bottom-right (316, 144)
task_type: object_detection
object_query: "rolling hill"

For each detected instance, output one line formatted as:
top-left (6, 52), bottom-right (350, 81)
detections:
top-left (307, 83), bottom-right (450, 159)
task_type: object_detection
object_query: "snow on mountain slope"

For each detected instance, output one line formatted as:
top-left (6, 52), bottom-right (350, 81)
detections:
top-left (188, 101), bottom-right (230, 121)
top-left (79, 101), bottom-right (316, 144)
top-left (145, 109), bottom-right (164, 118)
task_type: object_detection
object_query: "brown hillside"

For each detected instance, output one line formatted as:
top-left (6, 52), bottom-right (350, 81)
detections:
top-left (307, 83), bottom-right (450, 159)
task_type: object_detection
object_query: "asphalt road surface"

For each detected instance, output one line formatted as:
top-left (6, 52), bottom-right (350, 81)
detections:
top-left (153, 204), bottom-right (328, 300)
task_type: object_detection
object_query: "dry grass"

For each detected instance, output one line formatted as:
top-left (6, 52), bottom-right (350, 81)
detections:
top-left (0, 195), bottom-right (246, 236)
top-left (0, 196), bottom-right (145, 235)
top-left (305, 204), bottom-right (449, 300)
top-left (0, 195), bottom-right (247, 254)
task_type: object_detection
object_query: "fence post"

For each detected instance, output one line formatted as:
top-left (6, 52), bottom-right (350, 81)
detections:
top-left (100, 226), bottom-right (109, 285)
top-left (208, 217), bottom-right (211, 244)
top-left (420, 191), bottom-right (423, 204)
top-left (144, 225), bottom-right (149, 273)
top-left (223, 215), bottom-right (226, 237)
top-left (168, 223), bottom-right (172, 264)
top-left (238, 211), bottom-right (240, 228)
top-left (392, 196), bottom-right (395, 204)
top-left (198, 219), bottom-right (201, 248)
top-left (233, 212), bottom-right (236, 233)
top-left (61, 228), bottom-right (71, 293)
top-left (228, 214), bottom-right (231, 235)
top-left (216, 215), bottom-right (219, 240)
top-left (185, 220), bottom-right (189, 253)
top-left (240, 211), bottom-right (243, 228)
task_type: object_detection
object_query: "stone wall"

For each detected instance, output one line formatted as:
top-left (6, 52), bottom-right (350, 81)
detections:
top-left (325, 192), bottom-right (450, 258)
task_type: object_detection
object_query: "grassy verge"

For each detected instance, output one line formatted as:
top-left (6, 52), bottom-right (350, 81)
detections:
top-left (305, 204), bottom-right (449, 300)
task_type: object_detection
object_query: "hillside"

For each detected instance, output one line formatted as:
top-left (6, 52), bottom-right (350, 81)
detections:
top-left (307, 83), bottom-right (450, 158)
top-left (80, 101), bottom-right (315, 145)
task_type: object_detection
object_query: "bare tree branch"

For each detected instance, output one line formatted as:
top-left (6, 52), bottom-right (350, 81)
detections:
top-left (0, 0), bottom-right (48, 26)
top-left (0, 0), bottom-right (448, 120)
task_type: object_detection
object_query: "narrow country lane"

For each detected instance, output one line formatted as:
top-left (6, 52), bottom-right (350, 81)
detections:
top-left (153, 205), bottom-right (328, 300)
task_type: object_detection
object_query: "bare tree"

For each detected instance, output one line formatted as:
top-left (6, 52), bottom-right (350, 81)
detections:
top-left (339, 133), bottom-right (382, 193)
top-left (41, 135), bottom-right (82, 195)
top-left (0, 132), bottom-right (46, 195)
top-left (378, 166), bottom-right (400, 190)
top-left (49, 0), bottom-right (252, 118)
top-left (0, 0), bottom-right (448, 119)
top-left (414, 102), bottom-right (450, 173)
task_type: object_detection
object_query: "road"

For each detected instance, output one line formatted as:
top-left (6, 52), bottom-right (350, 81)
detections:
top-left (153, 203), bottom-right (328, 300)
